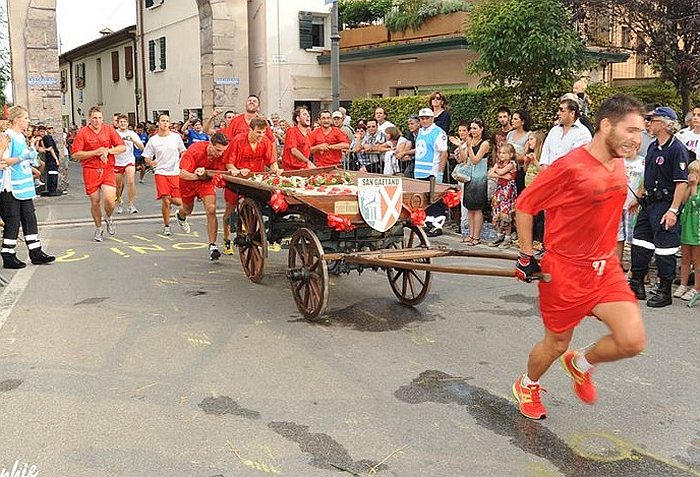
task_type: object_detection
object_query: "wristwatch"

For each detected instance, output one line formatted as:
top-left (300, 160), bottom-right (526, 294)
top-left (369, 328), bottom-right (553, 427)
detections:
top-left (668, 207), bottom-right (679, 215)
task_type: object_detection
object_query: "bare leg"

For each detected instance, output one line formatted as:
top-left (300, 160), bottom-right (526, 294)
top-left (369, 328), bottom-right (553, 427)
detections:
top-left (202, 195), bottom-right (218, 244)
top-left (615, 241), bottom-right (624, 263)
top-left (472, 209), bottom-right (484, 240)
top-left (527, 327), bottom-right (574, 381)
top-left (88, 191), bottom-right (102, 227)
top-left (161, 196), bottom-right (171, 225)
top-left (692, 246), bottom-right (700, 290)
top-left (584, 301), bottom-right (646, 365)
top-left (222, 203), bottom-right (235, 242)
top-left (125, 165), bottom-right (136, 206)
top-left (102, 185), bottom-right (117, 218)
top-left (115, 173), bottom-right (124, 205)
top-left (679, 244), bottom-right (691, 286)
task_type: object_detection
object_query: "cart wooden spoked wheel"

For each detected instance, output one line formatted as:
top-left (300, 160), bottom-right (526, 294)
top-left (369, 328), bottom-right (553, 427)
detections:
top-left (236, 197), bottom-right (267, 283)
top-left (386, 225), bottom-right (433, 305)
top-left (287, 228), bottom-right (329, 321)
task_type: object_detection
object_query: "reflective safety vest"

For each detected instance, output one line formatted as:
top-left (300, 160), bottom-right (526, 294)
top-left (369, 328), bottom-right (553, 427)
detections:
top-left (0, 129), bottom-right (37, 200)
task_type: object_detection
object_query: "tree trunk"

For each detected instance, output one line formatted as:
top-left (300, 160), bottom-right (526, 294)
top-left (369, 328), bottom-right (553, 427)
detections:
top-left (680, 87), bottom-right (691, 119)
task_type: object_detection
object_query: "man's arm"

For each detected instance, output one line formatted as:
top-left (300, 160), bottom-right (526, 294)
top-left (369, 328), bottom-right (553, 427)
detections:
top-left (515, 210), bottom-right (535, 256)
top-left (291, 147), bottom-right (315, 168)
top-left (203, 109), bottom-right (220, 135)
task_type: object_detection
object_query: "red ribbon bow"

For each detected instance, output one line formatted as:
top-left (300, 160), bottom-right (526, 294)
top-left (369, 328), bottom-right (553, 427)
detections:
top-left (269, 189), bottom-right (289, 213)
top-left (327, 214), bottom-right (356, 232)
top-left (410, 208), bottom-right (426, 227)
top-left (212, 174), bottom-right (226, 189)
top-left (442, 189), bottom-right (461, 208)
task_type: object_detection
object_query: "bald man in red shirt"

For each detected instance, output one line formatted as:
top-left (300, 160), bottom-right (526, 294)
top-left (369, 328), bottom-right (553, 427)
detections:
top-left (310, 110), bottom-right (350, 168)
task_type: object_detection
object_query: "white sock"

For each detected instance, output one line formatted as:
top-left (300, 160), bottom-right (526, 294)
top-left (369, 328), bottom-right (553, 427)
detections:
top-left (522, 374), bottom-right (539, 386)
top-left (574, 352), bottom-right (594, 372)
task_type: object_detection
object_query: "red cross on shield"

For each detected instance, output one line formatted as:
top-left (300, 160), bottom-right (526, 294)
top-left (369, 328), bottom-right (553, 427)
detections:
top-left (357, 177), bottom-right (403, 232)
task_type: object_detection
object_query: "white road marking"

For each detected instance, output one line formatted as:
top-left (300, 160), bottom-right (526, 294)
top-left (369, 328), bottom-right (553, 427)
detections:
top-left (0, 266), bottom-right (38, 332)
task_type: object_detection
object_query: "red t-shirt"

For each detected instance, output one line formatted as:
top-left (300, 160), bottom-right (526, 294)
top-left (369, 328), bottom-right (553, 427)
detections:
top-left (515, 147), bottom-right (626, 262)
top-left (310, 126), bottom-right (348, 167)
top-left (227, 132), bottom-right (275, 172)
top-left (224, 114), bottom-right (275, 144)
top-left (179, 141), bottom-right (219, 180)
top-left (282, 126), bottom-right (311, 170)
top-left (71, 125), bottom-right (125, 169)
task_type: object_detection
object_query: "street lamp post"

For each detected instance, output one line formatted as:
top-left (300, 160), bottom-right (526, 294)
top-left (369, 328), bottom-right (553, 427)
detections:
top-left (330, 0), bottom-right (340, 111)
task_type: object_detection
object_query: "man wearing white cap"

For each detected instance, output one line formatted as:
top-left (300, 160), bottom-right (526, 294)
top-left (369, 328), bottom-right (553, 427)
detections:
top-left (414, 107), bottom-right (448, 236)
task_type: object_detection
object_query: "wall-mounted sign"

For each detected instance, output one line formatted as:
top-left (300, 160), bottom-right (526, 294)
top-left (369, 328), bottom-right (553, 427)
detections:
top-left (214, 77), bottom-right (240, 86)
top-left (28, 76), bottom-right (58, 87)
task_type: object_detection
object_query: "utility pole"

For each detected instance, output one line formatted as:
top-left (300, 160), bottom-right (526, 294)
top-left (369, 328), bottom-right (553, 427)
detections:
top-left (330, 0), bottom-right (340, 111)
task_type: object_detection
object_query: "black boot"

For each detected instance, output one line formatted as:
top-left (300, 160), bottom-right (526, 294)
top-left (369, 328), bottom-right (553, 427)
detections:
top-left (628, 276), bottom-right (646, 300)
top-left (2, 252), bottom-right (26, 269)
top-left (647, 280), bottom-right (672, 308)
top-left (29, 249), bottom-right (55, 265)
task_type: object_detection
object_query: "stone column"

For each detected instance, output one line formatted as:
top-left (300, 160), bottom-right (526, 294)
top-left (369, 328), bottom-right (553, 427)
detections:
top-left (7, 0), bottom-right (67, 189)
top-left (196, 0), bottom-right (250, 117)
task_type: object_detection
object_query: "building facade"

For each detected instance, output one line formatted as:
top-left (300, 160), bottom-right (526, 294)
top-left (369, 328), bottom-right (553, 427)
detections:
top-left (59, 27), bottom-right (139, 127)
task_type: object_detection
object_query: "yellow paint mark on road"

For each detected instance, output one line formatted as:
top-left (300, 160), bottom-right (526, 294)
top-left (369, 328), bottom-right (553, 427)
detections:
top-left (129, 244), bottom-right (166, 254)
top-left (109, 247), bottom-right (130, 258)
top-left (132, 235), bottom-right (153, 242)
top-left (184, 332), bottom-right (211, 347)
top-left (156, 277), bottom-right (179, 285)
top-left (360, 309), bottom-right (387, 323)
top-left (55, 248), bottom-right (90, 263)
top-left (404, 329), bottom-right (436, 345)
top-left (109, 237), bottom-right (129, 244)
top-left (226, 441), bottom-right (282, 475)
top-left (172, 242), bottom-right (208, 250)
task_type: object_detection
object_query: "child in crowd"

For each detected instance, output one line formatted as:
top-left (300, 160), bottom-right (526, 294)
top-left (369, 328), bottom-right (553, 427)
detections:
top-left (675, 160), bottom-right (700, 301)
top-left (616, 144), bottom-right (644, 265)
top-left (488, 143), bottom-right (517, 248)
top-left (523, 131), bottom-right (545, 187)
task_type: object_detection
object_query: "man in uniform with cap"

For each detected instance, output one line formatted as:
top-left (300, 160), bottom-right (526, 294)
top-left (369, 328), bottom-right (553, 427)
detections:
top-left (629, 106), bottom-right (689, 307)
top-left (414, 107), bottom-right (448, 236)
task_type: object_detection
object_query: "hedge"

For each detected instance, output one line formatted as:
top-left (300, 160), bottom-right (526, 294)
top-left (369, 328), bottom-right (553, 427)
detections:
top-left (350, 82), bottom-right (700, 136)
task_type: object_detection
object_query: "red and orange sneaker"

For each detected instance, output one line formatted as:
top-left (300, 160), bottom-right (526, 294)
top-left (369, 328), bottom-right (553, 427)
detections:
top-left (561, 350), bottom-right (597, 404)
top-left (512, 374), bottom-right (547, 420)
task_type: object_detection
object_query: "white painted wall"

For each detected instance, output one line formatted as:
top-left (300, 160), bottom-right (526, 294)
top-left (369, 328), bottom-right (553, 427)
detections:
top-left (140, 0), bottom-right (202, 122)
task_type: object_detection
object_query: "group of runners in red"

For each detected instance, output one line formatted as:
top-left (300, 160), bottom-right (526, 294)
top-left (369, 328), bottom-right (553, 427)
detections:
top-left (68, 93), bottom-right (650, 420)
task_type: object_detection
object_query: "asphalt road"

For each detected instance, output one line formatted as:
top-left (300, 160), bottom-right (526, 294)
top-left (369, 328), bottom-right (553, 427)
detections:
top-left (0, 163), bottom-right (699, 477)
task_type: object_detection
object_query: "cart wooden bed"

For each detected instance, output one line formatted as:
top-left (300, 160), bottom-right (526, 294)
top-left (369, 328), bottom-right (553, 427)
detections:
top-left (213, 167), bottom-right (527, 320)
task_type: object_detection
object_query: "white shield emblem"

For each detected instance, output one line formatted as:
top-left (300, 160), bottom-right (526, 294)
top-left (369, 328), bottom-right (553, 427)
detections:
top-left (357, 176), bottom-right (403, 232)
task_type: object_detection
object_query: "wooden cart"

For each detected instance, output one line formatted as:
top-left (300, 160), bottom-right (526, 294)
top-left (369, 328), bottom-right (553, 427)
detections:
top-left (215, 168), bottom-right (524, 320)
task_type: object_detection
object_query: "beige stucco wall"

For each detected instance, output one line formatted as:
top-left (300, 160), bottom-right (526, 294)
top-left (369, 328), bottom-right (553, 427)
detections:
top-left (340, 51), bottom-right (481, 99)
top-left (140, 0), bottom-right (202, 121)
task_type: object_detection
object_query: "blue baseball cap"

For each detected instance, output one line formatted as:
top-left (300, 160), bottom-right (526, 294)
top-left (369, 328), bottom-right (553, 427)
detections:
top-left (650, 106), bottom-right (678, 121)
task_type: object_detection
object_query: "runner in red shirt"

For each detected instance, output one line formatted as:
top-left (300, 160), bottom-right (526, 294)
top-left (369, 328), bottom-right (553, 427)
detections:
top-left (220, 118), bottom-right (281, 254)
top-left (71, 105), bottom-right (126, 241)
top-left (282, 106), bottom-right (315, 170)
top-left (511, 94), bottom-right (647, 420)
top-left (309, 110), bottom-right (350, 168)
top-left (177, 133), bottom-right (230, 260)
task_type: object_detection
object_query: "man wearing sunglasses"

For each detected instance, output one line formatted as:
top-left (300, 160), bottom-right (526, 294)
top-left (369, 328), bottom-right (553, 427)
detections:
top-left (539, 98), bottom-right (592, 169)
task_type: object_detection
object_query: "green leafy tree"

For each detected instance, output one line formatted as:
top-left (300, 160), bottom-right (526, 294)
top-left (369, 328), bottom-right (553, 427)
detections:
top-left (338, 0), bottom-right (393, 28)
top-left (465, 0), bottom-right (589, 100)
top-left (564, 0), bottom-right (700, 115)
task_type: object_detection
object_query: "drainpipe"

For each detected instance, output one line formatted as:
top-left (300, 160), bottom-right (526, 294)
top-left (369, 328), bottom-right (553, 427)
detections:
top-left (137, 0), bottom-right (148, 120)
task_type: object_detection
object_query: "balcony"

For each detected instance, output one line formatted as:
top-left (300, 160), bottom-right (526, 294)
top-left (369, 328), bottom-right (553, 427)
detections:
top-left (339, 11), bottom-right (468, 49)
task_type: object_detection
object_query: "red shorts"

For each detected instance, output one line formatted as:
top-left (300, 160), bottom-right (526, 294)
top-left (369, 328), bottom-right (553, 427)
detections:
top-left (114, 164), bottom-right (135, 175)
top-left (180, 178), bottom-right (215, 205)
top-left (154, 174), bottom-right (181, 200)
top-left (83, 167), bottom-right (116, 195)
top-left (224, 188), bottom-right (238, 206)
top-left (538, 254), bottom-right (637, 333)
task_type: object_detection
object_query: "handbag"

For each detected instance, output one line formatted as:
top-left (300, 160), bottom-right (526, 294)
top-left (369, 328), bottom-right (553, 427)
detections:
top-left (451, 162), bottom-right (472, 183)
